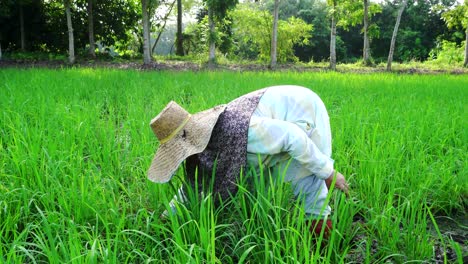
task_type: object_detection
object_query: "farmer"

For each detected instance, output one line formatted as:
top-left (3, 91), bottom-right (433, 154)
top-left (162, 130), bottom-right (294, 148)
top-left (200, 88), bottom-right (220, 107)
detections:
top-left (147, 85), bottom-right (349, 236)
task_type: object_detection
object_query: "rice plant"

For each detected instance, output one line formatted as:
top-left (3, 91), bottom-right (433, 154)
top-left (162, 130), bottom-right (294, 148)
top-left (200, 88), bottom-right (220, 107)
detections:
top-left (0, 68), bottom-right (466, 263)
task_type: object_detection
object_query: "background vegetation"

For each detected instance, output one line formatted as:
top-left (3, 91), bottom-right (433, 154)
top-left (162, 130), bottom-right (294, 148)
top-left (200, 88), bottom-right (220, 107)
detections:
top-left (0, 0), bottom-right (467, 69)
top-left (1, 69), bottom-right (466, 262)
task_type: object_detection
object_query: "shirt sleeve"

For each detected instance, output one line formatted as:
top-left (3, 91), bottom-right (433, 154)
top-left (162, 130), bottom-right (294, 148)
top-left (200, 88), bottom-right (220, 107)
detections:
top-left (247, 116), bottom-right (334, 179)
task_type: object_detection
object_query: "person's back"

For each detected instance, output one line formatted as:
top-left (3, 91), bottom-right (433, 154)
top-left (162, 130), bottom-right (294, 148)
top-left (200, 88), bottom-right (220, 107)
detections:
top-left (247, 85), bottom-right (333, 176)
top-left (253, 85), bottom-right (327, 125)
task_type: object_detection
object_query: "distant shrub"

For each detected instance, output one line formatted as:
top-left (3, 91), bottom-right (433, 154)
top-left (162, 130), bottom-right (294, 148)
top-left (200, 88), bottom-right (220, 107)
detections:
top-left (117, 50), bottom-right (140, 60)
top-left (5, 51), bottom-right (66, 61)
top-left (428, 40), bottom-right (465, 65)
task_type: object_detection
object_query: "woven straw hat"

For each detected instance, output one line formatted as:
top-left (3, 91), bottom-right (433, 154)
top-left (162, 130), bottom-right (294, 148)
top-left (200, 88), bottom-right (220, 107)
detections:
top-left (148, 101), bottom-right (226, 183)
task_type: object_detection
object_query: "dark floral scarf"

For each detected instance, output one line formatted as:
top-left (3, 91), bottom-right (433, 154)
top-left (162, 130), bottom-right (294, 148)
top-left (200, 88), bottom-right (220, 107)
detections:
top-left (185, 89), bottom-right (266, 200)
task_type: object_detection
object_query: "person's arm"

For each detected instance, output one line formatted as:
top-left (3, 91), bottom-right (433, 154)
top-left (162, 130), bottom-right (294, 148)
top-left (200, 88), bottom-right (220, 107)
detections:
top-left (247, 116), bottom-right (334, 179)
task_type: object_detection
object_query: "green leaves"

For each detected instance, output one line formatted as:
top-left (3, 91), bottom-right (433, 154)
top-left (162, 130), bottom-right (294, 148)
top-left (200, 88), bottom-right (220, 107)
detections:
top-left (231, 5), bottom-right (313, 62)
top-left (204, 0), bottom-right (238, 20)
top-left (442, 2), bottom-right (468, 30)
top-left (336, 0), bottom-right (382, 30)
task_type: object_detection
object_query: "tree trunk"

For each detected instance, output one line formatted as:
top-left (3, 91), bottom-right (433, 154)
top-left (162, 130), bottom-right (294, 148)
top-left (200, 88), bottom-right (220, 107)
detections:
top-left (464, 26), bottom-right (468, 67)
top-left (175, 0), bottom-right (184, 56)
top-left (270, 0), bottom-right (279, 69)
top-left (19, 4), bottom-right (25, 51)
top-left (87, 0), bottom-right (95, 58)
top-left (65, 0), bottom-right (75, 64)
top-left (208, 7), bottom-right (216, 66)
top-left (142, 0), bottom-right (152, 64)
top-left (363, 0), bottom-right (371, 65)
top-left (387, 0), bottom-right (408, 71)
top-left (329, 0), bottom-right (337, 70)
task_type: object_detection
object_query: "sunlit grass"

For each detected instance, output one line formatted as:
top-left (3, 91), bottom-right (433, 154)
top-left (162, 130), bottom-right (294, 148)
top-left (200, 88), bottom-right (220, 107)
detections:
top-left (0, 68), bottom-right (466, 262)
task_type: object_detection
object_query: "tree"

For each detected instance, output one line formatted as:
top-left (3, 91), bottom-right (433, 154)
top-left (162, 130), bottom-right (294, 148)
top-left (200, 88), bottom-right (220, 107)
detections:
top-left (57, 0), bottom-right (140, 56)
top-left (231, 4), bottom-right (312, 62)
top-left (363, 0), bottom-right (370, 65)
top-left (176, 0), bottom-right (184, 55)
top-left (152, 0), bottom-right (176, 54)
top-left (64, 0), bottom-right (75, 63)
top-left (83, 0), bottom-right (139, 52)
top-left (174, 0), bottom-right (199, 56)
top-left (372, 0), bottom-right (453, 62)
top-left (465, 20), bottom-right (467, 66)
top-left (142, 0), bottom-right (152, 64)
top-left (203, 0), bottom-right (238, 66)
top-left (329, 0), bottom-right (338, 70)
top-left (0, 0), bottom-right (139, 56)
top-left (19, 1), bottom-right (26, 51)
top-left (207, 6), bottom-right (216, 65)
top-left (87, 0), bottom-right (95, 58)
top-left (13, 0), bottom-right (34, 51)
top-left (0, 0), bottom-right (14, 58)
top-left (295, 1), bottom-right (333, 62)
top-left (387, 0), bottom-right (409, 71)
top-left (270, 0), bottom-right (280, 68)
top-left (442, 1), bottom-right (468, 67)
top-left (337, 0), bottom-right (381, 64)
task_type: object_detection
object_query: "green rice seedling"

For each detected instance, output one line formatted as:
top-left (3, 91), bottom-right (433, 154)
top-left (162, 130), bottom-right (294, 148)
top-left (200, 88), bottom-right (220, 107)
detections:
top-left (0, 68), bottom-right (466, 263)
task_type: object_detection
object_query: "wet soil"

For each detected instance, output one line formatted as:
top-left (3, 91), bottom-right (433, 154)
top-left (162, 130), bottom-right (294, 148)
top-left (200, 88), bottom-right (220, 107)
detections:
top-left (345, 214), bottom-right (467, 263)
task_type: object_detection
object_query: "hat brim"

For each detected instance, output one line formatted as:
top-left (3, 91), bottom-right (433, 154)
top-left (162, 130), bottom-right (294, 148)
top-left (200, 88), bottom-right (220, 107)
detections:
top-left (148, 104), bottom-right (226, 183)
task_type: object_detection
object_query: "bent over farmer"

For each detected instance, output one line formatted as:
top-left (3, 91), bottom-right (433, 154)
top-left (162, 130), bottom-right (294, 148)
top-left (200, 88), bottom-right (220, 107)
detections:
top-left (147, 85), bottom-right (349, 236)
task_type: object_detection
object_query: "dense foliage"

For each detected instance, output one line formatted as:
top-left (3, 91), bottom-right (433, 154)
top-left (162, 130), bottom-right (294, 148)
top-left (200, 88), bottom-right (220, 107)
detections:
top-left (0, 0), bottom-right (466, 65)
top-left (0, 0), bottom-right (139, 55)
top-left (231, 5), bottom-right (313, 62)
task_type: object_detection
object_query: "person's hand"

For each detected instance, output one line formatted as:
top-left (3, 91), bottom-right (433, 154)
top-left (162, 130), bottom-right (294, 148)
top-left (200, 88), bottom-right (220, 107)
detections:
top-left (325, 170), bottom-right (349, 194)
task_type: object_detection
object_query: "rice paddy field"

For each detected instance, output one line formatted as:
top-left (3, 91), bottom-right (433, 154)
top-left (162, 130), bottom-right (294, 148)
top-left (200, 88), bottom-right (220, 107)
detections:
top-left (0, 68), bottom-right (467, 263)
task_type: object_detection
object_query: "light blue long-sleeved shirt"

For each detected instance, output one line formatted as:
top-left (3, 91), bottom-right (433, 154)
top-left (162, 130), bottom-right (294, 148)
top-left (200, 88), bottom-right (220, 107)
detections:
top-left (247, 85), bottom-right (334, 180)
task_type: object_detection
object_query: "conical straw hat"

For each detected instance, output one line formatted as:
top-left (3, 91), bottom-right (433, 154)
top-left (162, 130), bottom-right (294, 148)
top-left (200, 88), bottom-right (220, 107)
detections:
top-left (148, 101), bottom-right (226, 183)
